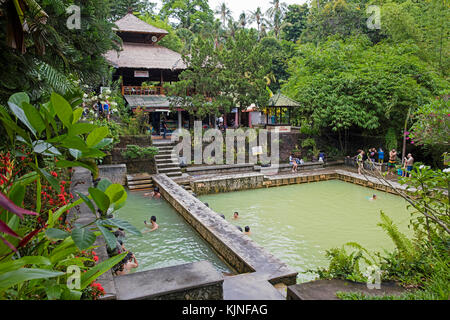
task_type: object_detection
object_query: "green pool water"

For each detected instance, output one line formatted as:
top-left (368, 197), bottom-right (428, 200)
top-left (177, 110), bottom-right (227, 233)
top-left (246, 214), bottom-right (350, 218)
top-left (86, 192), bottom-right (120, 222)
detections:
top-left (115, 191), bottom-right (231, 274)
top-left (199, 180), bottom-right (414, 283)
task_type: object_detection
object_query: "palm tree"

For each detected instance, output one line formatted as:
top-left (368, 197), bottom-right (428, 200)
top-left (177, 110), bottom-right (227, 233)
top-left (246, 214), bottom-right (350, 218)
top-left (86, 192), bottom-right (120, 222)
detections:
top-left (227, 18), bottom-right (239, 38)
top-left (249, 7), bottom-right (267, 39)
top-left (215, 2), bottom-right (232, 27)
top-left (238, 12), bottom-right (247, 28)
top-left (266, 0), bottom-right (288, 40)
top-left (205, 19), bottom-right (226, 49)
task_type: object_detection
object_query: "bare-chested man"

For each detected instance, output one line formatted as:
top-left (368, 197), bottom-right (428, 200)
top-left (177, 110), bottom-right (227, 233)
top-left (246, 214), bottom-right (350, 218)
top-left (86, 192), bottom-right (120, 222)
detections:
top-left (403, 153), bottom-right (414, 177)
top-left (388, 149), bottom-right (397, 176)
top-left (143, 215), bottom-right (159, 233)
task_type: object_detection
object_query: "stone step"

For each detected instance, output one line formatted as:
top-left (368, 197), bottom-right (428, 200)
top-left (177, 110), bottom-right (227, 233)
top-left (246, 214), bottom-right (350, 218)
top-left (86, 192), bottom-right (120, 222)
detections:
top-left (156, 146), bottom-right (175, 151)
top-left (166, 171), bottom-right (182, 177)
top-left (155, 154), bottom-right (173, 160)
top-left (129, 184), bottom-right (153, 190)
top-left (126, 173), bottom-right (152, 182)
top-left (158, 167), bottom-right (181, 174)
top-left (152, 142), bottom-right (176, 147)
top-left (156, 150), bottom-right (174, 155)
top-left (128, 179), bottom-right (153, 186)
top-left (156, 162), bottom-right (180, 168)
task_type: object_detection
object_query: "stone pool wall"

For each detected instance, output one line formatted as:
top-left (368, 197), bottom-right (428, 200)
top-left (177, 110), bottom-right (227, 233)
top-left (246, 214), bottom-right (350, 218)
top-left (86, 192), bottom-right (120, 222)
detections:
top-left (189, 168), bottom-right (411, 197)
top-left (262, 169), bottom-right (411, 195)
top-left (153, 174), bottom-right (298, 285)
top-left (114, 261), bottom-right (224, 300)
top-left (191, 172), bottom-right (265, 195)
top-left (98, 164), bottom-right (127, 185)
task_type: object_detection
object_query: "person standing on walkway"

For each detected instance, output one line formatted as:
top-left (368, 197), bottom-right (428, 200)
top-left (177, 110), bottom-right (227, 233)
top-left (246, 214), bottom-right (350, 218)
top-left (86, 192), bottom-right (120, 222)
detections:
top-left (388, 149), bottom-right (397, 176)
top-left (161, 118), bottom-right (168, 139)
top-left (356, 150), bottom-right (364, 175)
top-left (378, 147), bottom-right (384, 164)
top-left (402, 153), bottom-right (414, 177)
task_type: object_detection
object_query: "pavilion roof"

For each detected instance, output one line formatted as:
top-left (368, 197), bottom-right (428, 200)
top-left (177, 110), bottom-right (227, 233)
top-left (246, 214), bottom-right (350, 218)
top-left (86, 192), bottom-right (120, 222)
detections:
top-left (267, 92), bottom-right (301, 107)
top-left (113, 13), bottom-right (168, 36)
top-left (104, 43), bottom-right (186, 70)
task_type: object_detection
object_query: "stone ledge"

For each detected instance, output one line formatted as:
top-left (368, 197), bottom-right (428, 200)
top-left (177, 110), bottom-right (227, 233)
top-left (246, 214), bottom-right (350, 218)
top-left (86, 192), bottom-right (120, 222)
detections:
top-left (186, 163), bottom-right (254, 172)
top-left (287, 279), bottom-right (406, 300)
top-left (193, 172), bottom-right (264, 183)
top-left (114, 260), bottom-right (224, 300)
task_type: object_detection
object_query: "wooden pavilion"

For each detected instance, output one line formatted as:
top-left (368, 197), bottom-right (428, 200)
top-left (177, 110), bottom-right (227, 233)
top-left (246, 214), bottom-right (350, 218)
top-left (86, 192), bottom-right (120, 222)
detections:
top-left (104, 12), bottom-right (187, 133)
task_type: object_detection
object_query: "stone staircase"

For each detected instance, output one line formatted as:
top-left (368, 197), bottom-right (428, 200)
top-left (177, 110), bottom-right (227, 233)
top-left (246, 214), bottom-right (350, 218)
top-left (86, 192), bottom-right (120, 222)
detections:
top-left (153, 141), bottom-right (182, 178)
top-left (127, 173), bottom-right (153, 191)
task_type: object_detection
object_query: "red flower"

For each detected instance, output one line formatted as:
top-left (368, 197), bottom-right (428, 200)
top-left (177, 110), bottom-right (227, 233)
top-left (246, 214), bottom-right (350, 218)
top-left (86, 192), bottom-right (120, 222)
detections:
top-left (93, 255), bottom-right (99, 262)
top-left (91, 251), bottom-right (96, 255)
top-left (50, 171), bottom-right (58, 177)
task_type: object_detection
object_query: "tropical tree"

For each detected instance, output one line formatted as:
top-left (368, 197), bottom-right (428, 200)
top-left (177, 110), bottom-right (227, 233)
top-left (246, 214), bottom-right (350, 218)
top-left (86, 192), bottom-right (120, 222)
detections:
top-left (215, 2), bottom-right (232, 27)
top-left (0, 0), bottom-right (120, 103)
top-left (281, 4), bottom-right (309, 42)
top-left (283, 35), bottom-right (446, 153)
top-left (238, 12), bottom-right (247, 28)
top-left (139, 13), bottom-right (183, 52)
top-left (159, 0), bottom-right (214, 33)
top-left (265, 0), bottom-right (288, 39)
top-left (110, 0), bottom-right (157, 20)
top-left (165, 37), bottom-right (232, 118)
top-left (220, 29), bottom-right (272, 122)
top-left (248, 7), bottom-right (267, 39)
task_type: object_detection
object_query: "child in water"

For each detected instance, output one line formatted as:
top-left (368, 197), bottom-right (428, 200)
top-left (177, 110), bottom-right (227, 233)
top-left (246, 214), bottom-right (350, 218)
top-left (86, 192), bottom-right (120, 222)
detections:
top-left (368, 194), bottom-right (377, 201)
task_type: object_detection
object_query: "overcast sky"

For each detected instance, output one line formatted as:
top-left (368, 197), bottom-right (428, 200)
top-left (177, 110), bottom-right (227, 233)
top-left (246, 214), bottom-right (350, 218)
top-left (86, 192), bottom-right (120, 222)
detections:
top-left (153, 0), bottom-right (309, 27)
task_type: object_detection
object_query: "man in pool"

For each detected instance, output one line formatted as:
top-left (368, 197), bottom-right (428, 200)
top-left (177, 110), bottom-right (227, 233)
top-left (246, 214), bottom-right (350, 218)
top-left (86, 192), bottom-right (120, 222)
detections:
top-left (233, 212), bottom-right (239, 220)
top-left (369, 194), bottom-right (377, 201)
top-left (144, 187), bottom-right (161, 199)
top-left (244, 226), bottom-right (251, 235)
top-left (144, 215), bottom-right (159, 233)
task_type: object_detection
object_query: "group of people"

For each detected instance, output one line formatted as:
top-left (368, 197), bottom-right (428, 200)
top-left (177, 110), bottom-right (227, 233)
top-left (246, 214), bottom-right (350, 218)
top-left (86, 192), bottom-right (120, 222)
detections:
top-left (289, 151), bottom-right (326, 173)
top-left (232, 211), bottom-right (251, 235)
top-left (204, 205), bottom-right (252, 236)
top-left (110, 188), bottom-right (163, 276)
top-left (82, 100), bottom-right (111, 121)
top-left (354, 147), bottom-right (414, 177)
top-left (111, 228), bottom-right (139, 276)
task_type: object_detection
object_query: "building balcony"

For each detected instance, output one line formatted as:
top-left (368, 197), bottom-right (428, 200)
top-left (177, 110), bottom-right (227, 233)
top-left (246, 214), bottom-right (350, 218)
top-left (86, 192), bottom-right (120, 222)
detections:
top-left (122, 85), bottom-right (165, 96)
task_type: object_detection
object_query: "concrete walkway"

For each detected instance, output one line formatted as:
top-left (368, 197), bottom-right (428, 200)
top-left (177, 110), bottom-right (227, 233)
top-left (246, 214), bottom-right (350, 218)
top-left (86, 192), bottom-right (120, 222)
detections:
top-left (223, 273), bottom-right (285, 300)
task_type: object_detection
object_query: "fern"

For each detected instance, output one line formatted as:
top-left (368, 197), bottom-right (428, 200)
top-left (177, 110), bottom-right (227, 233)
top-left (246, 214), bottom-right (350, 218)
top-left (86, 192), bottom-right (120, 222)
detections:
top-left (29, 60), bottom-right (74, 95)
top-left (345, 242), bottom-right (377, 265)
top-left (378, 211), bottom-right (416, 261)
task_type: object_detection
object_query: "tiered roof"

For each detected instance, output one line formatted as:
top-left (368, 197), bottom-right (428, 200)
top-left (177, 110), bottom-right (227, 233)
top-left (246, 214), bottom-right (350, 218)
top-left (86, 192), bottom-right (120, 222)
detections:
top-left (113, 13), bottom-right (168, 36)
top-left (105, 13), bottom-right (186, 71)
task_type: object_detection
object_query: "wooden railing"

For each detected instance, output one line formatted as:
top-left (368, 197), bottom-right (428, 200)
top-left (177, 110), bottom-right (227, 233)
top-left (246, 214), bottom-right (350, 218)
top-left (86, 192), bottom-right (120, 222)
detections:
top-left (122, 86), bottom-right (165, 96)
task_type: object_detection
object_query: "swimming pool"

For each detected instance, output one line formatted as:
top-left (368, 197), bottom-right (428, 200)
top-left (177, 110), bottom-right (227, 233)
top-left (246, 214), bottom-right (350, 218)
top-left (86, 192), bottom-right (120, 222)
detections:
top-left (115, 191), bottom-right (231, 274)
top-left (199, 179), bottom-right (413, 283)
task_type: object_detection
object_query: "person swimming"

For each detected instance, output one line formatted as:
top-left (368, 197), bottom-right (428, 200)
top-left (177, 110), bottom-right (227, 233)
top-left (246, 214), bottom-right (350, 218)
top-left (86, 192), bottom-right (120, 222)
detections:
top-left (143, 215), bottom-right (159, 233)
top-left (144, 187), bottom-right (161, 199)
top-left (233, 212), bottom-right (239, 220)
top-left (368, 194), bottom-right (377, 200)
top-left (244, 226), bottom-right (251, 235)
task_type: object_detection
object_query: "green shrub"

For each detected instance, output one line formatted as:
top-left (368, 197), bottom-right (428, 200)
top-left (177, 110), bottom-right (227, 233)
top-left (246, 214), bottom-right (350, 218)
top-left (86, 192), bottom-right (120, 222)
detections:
top-left (121, 145), bottom-right (158, 160)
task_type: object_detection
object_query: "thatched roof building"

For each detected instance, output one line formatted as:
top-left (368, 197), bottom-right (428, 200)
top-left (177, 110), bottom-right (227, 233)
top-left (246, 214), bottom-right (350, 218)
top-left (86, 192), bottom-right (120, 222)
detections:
top-left (104, 13), bottom-right (186, 86)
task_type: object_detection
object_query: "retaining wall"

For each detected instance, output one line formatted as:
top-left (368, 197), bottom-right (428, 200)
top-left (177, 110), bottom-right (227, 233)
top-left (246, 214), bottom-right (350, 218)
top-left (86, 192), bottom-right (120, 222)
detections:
top-left (98, 164), bottom-right (127, 185)
top-left (191, 172), bottom-right (265, 195)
